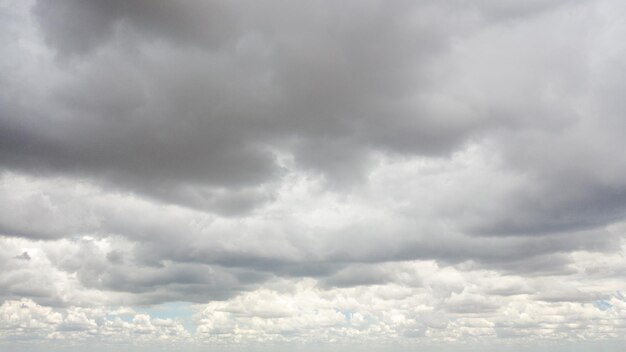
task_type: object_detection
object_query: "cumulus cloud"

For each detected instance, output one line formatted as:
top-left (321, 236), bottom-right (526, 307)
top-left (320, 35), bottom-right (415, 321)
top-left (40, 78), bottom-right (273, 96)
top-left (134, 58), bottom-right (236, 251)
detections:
top-left (0, 298), bottom-right (190, 344)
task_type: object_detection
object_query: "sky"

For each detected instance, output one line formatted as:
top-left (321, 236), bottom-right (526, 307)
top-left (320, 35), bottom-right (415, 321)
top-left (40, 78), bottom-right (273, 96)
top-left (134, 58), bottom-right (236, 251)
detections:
top-left (1, 0), bottom-right (626, 351)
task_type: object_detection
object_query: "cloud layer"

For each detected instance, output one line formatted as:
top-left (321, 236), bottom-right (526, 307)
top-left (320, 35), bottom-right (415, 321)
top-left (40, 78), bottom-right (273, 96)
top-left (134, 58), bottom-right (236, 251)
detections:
top-left (2, 0), bottom-right (626, 350)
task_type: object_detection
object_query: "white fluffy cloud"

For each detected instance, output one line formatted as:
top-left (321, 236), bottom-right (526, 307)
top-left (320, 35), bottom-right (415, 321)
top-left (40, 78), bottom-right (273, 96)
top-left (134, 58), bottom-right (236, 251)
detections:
top-left (0, 298), bottom-right (190, 346)
top-left (2, 252), bottom-right (626, 348)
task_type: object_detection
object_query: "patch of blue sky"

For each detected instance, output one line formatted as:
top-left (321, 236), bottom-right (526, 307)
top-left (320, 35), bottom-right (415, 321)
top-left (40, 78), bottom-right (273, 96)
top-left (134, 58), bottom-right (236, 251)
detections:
top-left (336, 309), bottom-right (376, 325)
top-left (135, 301), bottom-right (197, 332)
top-left (336, 308), bottom-right (352, 322)
top-left (593, 300), bottom-right (613, 311)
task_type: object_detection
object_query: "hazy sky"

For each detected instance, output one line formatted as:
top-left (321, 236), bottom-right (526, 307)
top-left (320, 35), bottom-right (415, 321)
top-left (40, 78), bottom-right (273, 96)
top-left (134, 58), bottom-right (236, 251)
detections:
top-left (2, 0), bottom-right (626, 351)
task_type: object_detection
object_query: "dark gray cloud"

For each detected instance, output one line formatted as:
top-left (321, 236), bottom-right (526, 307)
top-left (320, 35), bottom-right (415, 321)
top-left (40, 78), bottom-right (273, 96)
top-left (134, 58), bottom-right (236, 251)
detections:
top-left (13, 251), bottom-right (30, 261)
top-left (2, 0), bottom-right (500, 214)
top-left (33, 0), bottom-right (240, 56)
top-left (7, 0), bottom-right (612, 239)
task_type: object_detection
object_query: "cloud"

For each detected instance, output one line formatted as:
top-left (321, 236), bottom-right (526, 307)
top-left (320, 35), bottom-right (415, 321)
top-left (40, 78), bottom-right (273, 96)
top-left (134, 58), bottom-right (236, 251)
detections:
top-left (2, 0), bottom-right (626, 350)
top-left (1, 0), bottom-right (500, 213)
top-left (13, 251), bottom-right (30, 261)
top-left (0, 298), bottom-right (190, 343)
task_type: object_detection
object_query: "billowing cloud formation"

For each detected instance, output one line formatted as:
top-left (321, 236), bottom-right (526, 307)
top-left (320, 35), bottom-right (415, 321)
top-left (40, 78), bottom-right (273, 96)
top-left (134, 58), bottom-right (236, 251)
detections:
top-left (2, 0), bottom-right (626, 350)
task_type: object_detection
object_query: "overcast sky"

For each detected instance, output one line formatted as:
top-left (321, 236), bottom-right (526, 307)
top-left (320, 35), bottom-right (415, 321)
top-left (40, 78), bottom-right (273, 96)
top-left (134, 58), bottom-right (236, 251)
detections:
top-left (2, 0), bottom-right (626, 351)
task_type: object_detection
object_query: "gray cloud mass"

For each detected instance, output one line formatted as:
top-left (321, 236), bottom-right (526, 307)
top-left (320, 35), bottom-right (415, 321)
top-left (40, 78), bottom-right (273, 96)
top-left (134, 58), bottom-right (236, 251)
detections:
top-left (1, 0), bottom-right (626, 350)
